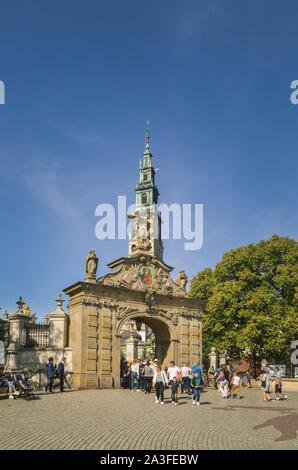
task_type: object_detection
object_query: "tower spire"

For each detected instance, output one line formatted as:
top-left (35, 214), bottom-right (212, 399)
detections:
top-left (128, 123), bottom-right (163, 260)
top-left (145, 120), bottom-right (150, 152)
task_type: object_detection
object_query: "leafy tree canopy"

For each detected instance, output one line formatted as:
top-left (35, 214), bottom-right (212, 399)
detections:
top-left (190, 235), bottom-right (298, 365)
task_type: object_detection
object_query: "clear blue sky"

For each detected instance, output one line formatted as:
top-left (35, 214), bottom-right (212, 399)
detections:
top-left (0, 0), bottom-right (297, 316)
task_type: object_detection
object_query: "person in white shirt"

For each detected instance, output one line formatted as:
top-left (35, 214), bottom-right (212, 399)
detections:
top-left (181, 363), bottom-right (191, 394)
top-left (153, 366), bottom-right (168, 405)
top-left (167, 361), bottom-right (180, 386)
top-left (130, 359), bottom-right (140, 392)
top-left (230, 371), bottom-right (241, 399)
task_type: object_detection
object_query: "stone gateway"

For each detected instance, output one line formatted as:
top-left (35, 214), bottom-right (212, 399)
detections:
top-left (64, 124), bottom-right (203, 388)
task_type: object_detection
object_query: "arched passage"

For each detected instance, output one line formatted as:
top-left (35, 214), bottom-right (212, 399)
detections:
top-left (114, 313), bottom-right (178, 388)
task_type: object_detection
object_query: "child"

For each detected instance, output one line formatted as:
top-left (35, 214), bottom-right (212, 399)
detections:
top-left (190, 371), bottom-right (202, 406)
top-left (171, 376), bottom-right (179, 405)
top-left (273, 367), bottom-right (288, 401)
top-left (230, 371), bottom-right (241, 399)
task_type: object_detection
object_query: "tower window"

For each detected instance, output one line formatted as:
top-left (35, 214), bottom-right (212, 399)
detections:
top-left (143, 172), bottom-right (148, 181)
top-left (142, 193), bottom-right (147, 204)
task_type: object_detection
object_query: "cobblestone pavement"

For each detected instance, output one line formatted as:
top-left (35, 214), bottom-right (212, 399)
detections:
top-left (1, 387), bottom-right (298, 450)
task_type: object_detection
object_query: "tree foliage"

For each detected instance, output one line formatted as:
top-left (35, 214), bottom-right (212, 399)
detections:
top-left (190, 236), bottom-right (298, 365)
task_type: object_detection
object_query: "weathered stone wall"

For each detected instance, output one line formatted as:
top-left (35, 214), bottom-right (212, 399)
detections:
top-left (64, 280), bottom-right (203, 389)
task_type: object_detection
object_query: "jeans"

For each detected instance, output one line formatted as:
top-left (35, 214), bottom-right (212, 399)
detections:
top-left (181, 377), bottom-right (190, 393)
top-left (155, 381), bottom-right (165, 401)
top-left (171, 390), bottom-right (178, 403)
top-left (193, 387), bottom-right (201, 402)
top-left (130, 371), bottom-right (138, 390)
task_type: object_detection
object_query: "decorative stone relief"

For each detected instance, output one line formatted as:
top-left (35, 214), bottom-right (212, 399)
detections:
top-left (99, 256), bottom-right (186, 297)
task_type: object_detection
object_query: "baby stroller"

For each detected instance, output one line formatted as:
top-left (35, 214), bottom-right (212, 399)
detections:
top-left (13, 372), bottom-right (34, 400)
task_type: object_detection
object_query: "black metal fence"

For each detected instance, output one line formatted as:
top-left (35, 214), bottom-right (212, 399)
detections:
top-left (0, 319), bottom-right (10, 347)
top-left (25, 322), bottom-right (49, 348)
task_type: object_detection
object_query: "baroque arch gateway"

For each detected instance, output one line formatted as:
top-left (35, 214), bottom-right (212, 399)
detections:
top-left (64, 125), bottom-right (203, 389)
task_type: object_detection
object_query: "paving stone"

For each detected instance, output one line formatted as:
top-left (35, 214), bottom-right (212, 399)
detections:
top-left (1, 388), bottom-right (298, 450)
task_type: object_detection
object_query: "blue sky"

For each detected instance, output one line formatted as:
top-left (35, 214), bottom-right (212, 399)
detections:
top-left (0, 0), bottom-right (297, 316)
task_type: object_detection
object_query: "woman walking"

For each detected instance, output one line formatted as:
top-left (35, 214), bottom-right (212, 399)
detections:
top-left (260, 364), bottom-right (271, 401)
top-left (130, 359), bottom-right (140, 392)
top-left (153, 365), bottom-right (168, 405)
top-left (216, 370), bottom-right (229, 398)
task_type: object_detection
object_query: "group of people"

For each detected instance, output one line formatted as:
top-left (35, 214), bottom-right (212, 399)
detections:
top-left (45, 357), bottom-right (66, 393)
top-left (260, 362), bottom-right (288, 402)
top-left (121, 358), bottom-right (289, 405)
top-left (121, 358), bottom-right (204, 406)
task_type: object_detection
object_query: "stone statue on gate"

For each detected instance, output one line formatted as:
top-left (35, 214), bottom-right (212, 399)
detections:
top-left (176, 270), bottom-right (188, 290)
top-left (85, 250), bottom-right (98, 282)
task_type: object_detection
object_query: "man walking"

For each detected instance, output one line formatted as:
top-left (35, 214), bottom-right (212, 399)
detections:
top-left (167, 361), bottom-right (180, 387)
top-left (45, 357), bottom-right (55, 393)
top-left (181, 363), bottom-right (191, 394)
top-left (57, 357), bottom-right (66, 392)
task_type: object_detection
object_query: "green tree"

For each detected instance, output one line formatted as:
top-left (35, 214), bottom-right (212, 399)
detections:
top-left (190, 235), bottom-right (298, 375)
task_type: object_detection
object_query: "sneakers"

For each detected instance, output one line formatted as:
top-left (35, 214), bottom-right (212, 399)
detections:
top-left (276, 397), bottom-right (280, 401)
top-left (193, 400), bottom-right (196, 405)
top-left (172, 401), bottom-right (175, 404)
top-left (285, 395), bottom-right (288, 400)
top-left (160, 401), bottom-right (164, 405)
top-left (137, 389), bottom-right (141, 392)
top-left (197, 402), bottom-right (200, 406)
top-left (155, 398), bottom-right (159, 404)
top-left (174, 402), bottom-right (178, 406)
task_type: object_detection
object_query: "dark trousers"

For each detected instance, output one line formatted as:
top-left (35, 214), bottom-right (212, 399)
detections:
top-left (171, 390), bottom-right (178, 403)
top-left (45, 377), bottom-right (54, 392)
top-left (155, 382), bottom-right (164, 401)
top-left (144, 377), bottom-right (153, 393)
top-left (59, 376), bottom-right (64, 391)
top-left (138, 375), bottom-right (144, 390)
top-left (181, 377), bottom-right (190, 393)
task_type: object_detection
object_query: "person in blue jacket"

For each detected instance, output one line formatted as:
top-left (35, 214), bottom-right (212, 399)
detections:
top-left (45, 357), bottom-right (55, 393)
top-left (190, 371), bottom-right (203, 406)
top-left (57, 357), bottom-right (66, 392)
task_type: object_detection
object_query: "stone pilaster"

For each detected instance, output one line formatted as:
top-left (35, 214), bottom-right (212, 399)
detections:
top-left (98, 305), bottom-right (113, 388)
top-left (49, 294), bottom-right (68, 349)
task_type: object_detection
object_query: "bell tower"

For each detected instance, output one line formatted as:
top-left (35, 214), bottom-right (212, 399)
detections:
top-left (128, 122), bottom-right (163, 260)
